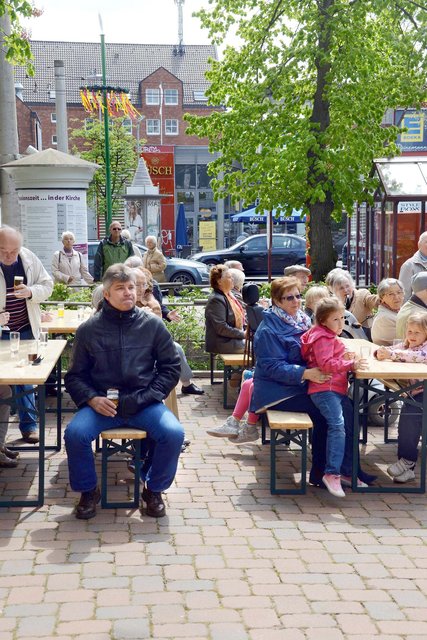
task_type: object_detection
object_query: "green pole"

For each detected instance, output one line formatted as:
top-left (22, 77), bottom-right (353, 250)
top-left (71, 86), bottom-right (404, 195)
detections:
top-left (100, 31), bottom-right (113, 228)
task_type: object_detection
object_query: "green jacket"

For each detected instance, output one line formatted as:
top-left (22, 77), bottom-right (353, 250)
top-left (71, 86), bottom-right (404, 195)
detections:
top-left (94, 236), bottom-right (134, 280)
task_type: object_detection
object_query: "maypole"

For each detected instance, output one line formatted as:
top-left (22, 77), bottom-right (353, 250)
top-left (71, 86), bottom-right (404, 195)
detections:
top-left (79, 14), bottom-right (141, 229)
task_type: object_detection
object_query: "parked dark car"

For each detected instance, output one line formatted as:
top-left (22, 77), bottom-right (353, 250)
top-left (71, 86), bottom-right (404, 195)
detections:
top-left (87, 241), bottom-right (210, 286)
top-left (192, 234), bottom-right (307, 276)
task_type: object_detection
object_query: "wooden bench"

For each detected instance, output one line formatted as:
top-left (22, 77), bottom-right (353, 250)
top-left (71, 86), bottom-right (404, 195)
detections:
top-left (266, 410), bottom-right (313, 495)
top-left (100, 428), bottom-right (147, 509)
top-left (218, 354), bottom-right (247, 409)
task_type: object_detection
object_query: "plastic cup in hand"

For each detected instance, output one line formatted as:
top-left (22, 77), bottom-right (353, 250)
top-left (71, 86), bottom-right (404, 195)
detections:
top-left (57, 303), bottom-right (65, 318)
top-left (38, 329), bottom-right (48, 348)
top-left (10, 332), bottom-right (20, 358)
top-left (14, 275), bottom-right (24, 290)
top-left (77, 306), bottom-right (84, 321)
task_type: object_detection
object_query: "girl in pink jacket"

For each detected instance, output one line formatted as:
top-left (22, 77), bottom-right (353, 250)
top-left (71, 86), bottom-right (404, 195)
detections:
top-left (301, 298), bottom-right (367, 497)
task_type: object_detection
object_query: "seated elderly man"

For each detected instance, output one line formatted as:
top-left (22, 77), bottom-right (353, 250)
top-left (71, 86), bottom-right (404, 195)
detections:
top-left (284, 264), bottom-right (311, 289)
top-left (64, 264), bottom-right (184, 520)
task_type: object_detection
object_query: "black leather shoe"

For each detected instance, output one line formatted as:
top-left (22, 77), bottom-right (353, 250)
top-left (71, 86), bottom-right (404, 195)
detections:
top-left (21, 431), bottom-right (39, 444)
top-left (181, 383), bottom-right (204, 395)
top-left (358, 469), bottom-right (378, 485)
top-left (141, 487), bottom-right (166, 518)
top-left (0, 445), bottom-right (19, 460)
top-left (75, 486), bottom-right (101, 520)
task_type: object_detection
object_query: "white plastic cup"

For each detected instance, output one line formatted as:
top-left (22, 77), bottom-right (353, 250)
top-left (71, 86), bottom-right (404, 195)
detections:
top-left (360, 345), bottom-right (371, 359)
top-left (10, 331), bottom-right (20, 358)
top-left (38, 329), bottom-right (48, 348)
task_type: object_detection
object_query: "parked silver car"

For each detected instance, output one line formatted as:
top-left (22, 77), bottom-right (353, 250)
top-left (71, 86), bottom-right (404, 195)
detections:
top-left (87, 242), bottom-right (210, 286)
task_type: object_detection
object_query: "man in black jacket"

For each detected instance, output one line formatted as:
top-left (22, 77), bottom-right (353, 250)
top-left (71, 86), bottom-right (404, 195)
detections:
top-left (64, 264), bottom-right (183, 520)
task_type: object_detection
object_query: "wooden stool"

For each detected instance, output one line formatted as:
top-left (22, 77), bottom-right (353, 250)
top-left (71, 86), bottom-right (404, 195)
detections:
top-left (267, 410), bottom-right (313, 495)
top-left (100, 428), bottom-right (147, 508)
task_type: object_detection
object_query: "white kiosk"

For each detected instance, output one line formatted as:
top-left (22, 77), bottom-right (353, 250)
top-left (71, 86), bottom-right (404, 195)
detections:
top-left (2, 148), bottom-right (98, 274)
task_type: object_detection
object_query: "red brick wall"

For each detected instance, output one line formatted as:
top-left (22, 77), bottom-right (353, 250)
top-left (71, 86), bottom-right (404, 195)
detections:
top-left (16, 98), bottom-right (38, 153)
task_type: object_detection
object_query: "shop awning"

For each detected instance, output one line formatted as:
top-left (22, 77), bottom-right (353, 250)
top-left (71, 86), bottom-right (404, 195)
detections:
top-left (231, 207), bottom-right (304, 223)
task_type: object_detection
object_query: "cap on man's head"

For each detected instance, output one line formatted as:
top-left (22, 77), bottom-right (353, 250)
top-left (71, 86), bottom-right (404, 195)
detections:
top-left (284, 264), bottom-right (311, 277)
top-left (412, 272), bottom-right (427, 293)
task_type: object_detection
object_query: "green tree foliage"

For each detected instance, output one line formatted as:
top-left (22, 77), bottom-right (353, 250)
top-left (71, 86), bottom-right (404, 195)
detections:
top-left (186, 0), bottom-right (427, 279)
top-left (0, 1), bottom-right (42, 72)
top-left (71, 117), bottom-right (138, 222)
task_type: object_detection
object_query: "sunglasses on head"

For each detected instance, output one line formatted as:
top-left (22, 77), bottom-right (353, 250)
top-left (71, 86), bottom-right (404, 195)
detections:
top-left (281, 294), bottom-right (302, 302)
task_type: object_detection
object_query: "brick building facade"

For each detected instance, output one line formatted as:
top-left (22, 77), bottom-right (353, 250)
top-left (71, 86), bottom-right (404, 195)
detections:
top-left (14, 41), bottom-right (232, 249)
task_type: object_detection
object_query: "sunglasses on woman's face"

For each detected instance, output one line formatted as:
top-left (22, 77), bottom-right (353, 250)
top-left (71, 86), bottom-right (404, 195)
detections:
top-left (281, 294), bottom-right (302, 302)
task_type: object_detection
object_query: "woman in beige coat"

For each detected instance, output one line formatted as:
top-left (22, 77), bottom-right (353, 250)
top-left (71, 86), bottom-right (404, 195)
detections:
top-left (142, 236), bottom-right (167, 283)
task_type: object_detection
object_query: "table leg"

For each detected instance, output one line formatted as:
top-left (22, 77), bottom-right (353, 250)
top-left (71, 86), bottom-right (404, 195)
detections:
top-left (352, 379), bottom-right (360, 491)
top-left (56, 356), bottom-right (62, 451)
top-left (37, 383), bottom-right (45, 507)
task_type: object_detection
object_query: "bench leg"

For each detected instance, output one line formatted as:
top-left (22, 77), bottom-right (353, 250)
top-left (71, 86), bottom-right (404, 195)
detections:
top-left (101, 438), bottom-right (141, 509)
top-left (210, 353), bottom-right (221, 385)
top-left (270, 428), bottom-right (307, 495)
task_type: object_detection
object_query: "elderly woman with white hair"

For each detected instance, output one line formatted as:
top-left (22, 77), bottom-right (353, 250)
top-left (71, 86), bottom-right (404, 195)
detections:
top-left (371, 278), bottom-right (405, 345)
top-left (327, 270), bottom-right (378, 332)
top-left (142, 235), bottom-right (167, 282)
top-left (229, 267), bottom-right (245, 303)
top-left (52, 231), bottom-right (94, 285)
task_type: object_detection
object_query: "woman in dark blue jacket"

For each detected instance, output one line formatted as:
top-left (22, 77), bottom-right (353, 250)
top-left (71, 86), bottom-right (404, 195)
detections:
top-left (250, 277), bottom-right (328, 485)
top-left (251, 277), bottom-right (375, 487)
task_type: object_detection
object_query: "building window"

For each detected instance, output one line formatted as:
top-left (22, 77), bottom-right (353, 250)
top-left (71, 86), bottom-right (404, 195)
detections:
top-left (146, 119), bottom-right (160, 135)
top-left (165, 119), bottom-right (178, 135)
top-left (52, 135), bottom-right (57, 145)
top-left (122, 118), bottom-right (133, 135)
top-left (164, 89), bottom-right (178, 105)
top-left (50, 112), bottom-right (56, 123)
top-left (146, 88), bottom-right (160, 105)
top-left (193, 91), bottom-right (208, 102)
top-left (85, 118), bottom-right (95, 130)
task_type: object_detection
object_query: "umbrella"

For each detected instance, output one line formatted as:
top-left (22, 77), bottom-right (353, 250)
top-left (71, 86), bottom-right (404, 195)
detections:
top-left (175, 203), bottom-right (188, 253)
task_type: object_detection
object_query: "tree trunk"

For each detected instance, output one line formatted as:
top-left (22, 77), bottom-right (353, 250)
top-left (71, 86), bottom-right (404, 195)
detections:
top-left (0, 13), bottom-right (20, 227)
top-left (306, 0), bottom-right (336, 281)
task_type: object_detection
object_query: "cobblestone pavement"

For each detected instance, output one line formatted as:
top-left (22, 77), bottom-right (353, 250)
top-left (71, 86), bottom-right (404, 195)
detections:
top-left (1, 380), bottom-right (427, 639)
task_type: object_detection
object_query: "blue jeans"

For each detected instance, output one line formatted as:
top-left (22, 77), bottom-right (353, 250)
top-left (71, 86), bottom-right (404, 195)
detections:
top-left (64, 402), bottom-right (185, 493)
top-left (2, 328), bottom-right (38, 434)
top-left (311, 391), bottom-right (352, 476)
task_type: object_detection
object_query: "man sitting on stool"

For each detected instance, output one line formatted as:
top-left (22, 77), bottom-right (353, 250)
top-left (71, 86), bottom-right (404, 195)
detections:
top-left (64, 264), bottom-right (184, 520)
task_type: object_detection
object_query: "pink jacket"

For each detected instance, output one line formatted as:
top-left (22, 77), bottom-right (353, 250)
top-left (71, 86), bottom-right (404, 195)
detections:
top-left (300, 325), bottom-right (354, 395)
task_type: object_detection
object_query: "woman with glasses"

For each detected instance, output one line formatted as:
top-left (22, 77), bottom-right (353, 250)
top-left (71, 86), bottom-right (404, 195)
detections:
top-left (371, 278), bottom-right (405, 346)
top-left (245, 277), bottom-right (375, 486)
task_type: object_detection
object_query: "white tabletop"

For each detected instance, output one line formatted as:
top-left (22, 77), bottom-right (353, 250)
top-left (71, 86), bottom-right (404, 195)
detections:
top-left (342, 338), bottom-right (427, 381)
top-left (41, 309), bottom-right (92, 334)
top-left (0, 339), bottom-right (67, 384)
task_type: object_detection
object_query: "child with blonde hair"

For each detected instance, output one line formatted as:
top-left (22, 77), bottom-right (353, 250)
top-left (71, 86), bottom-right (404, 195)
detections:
top-left (375, 312), bottom-right (427, 483)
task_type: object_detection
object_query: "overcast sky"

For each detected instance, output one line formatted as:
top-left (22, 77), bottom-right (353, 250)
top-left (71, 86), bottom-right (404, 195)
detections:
top-left (25, 0), bottom-right (213, 45)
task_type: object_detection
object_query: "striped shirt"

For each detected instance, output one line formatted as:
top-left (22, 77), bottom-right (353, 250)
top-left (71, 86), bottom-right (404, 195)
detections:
top-left (1, 258), bottom-right (31, 333)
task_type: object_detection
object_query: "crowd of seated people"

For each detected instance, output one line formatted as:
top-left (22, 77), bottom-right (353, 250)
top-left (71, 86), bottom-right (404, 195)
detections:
top-left (205, 262), bottom-right (427, 493)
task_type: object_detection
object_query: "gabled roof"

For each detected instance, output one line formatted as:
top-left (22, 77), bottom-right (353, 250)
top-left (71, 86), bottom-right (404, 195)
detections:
top-left (14, 40), bottom-right (217, 106)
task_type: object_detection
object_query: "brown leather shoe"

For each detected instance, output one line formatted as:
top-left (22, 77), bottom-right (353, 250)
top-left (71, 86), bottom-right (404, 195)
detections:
top-left (21, 431), bottom-right (39, 444)
top-left (0, 445), bottom-right (19, 460)
top-left (141, 487), bottom-right (166, 518)
top-left (75, 486), bottom-right (101, 520)
top-left (0, 451), bottom-right (18, 468)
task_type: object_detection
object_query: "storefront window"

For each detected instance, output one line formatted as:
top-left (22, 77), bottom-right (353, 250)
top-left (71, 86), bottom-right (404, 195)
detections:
top-left (176, 165), bottom-right (196, 189)
top-left (199, 191), bottom-right (216, 212)
top-left (177, 190), bottom-right (195, 212)
top-left (197, 164), bottom-right (211, 189)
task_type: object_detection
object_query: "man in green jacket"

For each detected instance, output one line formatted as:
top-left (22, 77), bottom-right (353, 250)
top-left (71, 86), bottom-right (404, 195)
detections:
top-left (94, 220), bottom-right (134, 281)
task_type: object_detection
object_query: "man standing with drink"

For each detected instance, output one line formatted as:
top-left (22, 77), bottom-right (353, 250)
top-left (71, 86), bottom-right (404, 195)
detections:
top-left (64, 263), bottom-right (184, 520)
top-left (0, 226), bottom-right (53, 443)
